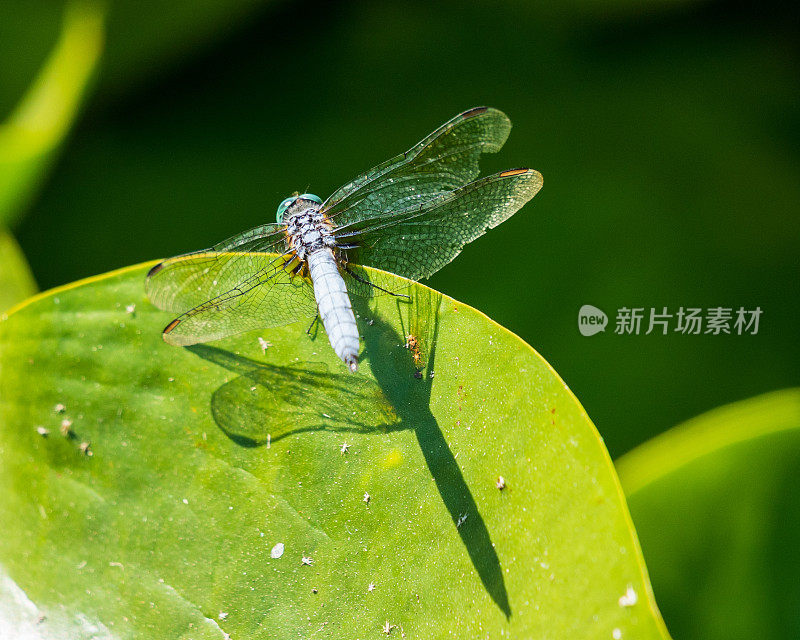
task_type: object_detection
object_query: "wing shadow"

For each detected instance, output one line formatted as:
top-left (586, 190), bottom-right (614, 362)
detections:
top-left (186, 345), bottom-right (403, 446)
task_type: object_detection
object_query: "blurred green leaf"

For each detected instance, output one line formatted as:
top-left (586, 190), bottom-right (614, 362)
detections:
top-left (617, 389), bottom-right (800, 640)
top-left (0, 230), bottom-right (37, 313)
top-left (0, 264), bottom-right (669, 638)
top-left (0, 1), bottom-right (104, 227)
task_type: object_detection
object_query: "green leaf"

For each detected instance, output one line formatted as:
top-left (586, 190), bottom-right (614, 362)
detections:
top-left (0, 1), bottom-right (104, 227)
top-left (617, 389), bottom-right (800, 640)
top-left (0, 229), bottom-right (37, 313)
top-left (0, 264), bottom-right (670, 639)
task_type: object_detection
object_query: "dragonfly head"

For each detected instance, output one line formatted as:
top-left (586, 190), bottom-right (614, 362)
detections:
top-left (276, 193), bottom-right (323, 224)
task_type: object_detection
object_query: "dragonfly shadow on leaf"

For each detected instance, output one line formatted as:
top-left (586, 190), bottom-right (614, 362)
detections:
top-left (184, 285), bottom-right (509, 618)
top-left (354, 289), bottom-right (511, 619)
top-left (185, 345), bottom-right (403, 446)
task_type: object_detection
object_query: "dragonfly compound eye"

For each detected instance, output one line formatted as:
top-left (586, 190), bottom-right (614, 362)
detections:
top-left (276, 196), bottom-right (299, 224)
top-left (299, 193), bottom-right (323, 205)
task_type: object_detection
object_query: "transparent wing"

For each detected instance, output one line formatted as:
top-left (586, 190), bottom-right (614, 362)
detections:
top-left (155, 255), bottom-right (318, 346)
top-left (146, 223), bottom-right (287, 313)
top-left (146, 224), bottom-right (317, 346)
top-left (336, 169), bottom-right (542, 284)
top-left (321, 107), bottom-right (512, 226)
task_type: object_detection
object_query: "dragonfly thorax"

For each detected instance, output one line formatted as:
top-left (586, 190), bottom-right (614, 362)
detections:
top-left (284, 205), bottom-right (336, 261)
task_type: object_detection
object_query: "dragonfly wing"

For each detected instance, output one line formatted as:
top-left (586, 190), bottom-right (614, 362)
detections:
top-left (337, 169), bottom-right (542, 283)
top-left (157, 255), bottom-right (318, 346)
top-left (146, 222), bottom-right (317, 345)
top-left (322, 107), bottom-right (512, 226)
top-left (146, 223), bottom-right (286, 314)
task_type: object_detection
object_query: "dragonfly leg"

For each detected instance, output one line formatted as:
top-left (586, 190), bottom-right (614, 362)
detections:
top-left (344, 266), bottom-right (410, 299)
top-left (306, 314), bottom-right (320, 336)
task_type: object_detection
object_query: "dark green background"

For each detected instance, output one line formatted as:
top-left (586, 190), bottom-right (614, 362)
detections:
top-left (2, 0), bottom-right (798, 457)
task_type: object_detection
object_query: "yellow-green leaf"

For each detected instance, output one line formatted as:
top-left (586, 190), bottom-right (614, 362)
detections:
top-left (0, 230), bottom-right (37, 313)
top-left (0, 264), bottom-right (670, 638)
top-left (618, 389), bottom-right (800, 640)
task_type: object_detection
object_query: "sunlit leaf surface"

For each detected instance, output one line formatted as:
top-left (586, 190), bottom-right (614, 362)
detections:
top-left (0, 263), bottom-right (669, 639)
top-left (618, 389), bottom-right (800, 640)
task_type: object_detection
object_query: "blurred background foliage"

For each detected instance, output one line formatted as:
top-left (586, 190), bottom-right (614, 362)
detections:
top-left (1, 0), bottom-right (798, 635)
top-left (0, 1), bottom-right (103, 229)
top-left (2, 0), bottom-right (798, 453)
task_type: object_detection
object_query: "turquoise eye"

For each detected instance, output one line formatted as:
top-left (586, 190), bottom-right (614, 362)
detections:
top-left (299, 193), bottom-right (323, 205)
top-left (276, 196), bottom-right (298, 223)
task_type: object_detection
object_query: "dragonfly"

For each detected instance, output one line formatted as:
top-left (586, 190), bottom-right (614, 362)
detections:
top-left (146, 107), bottom-right (543, 372)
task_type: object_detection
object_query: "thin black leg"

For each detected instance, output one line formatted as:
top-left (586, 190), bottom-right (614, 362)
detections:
top-left (344, 266), bottom-right (410, 299)
top-left (306, 314), bottom-right (319, 336)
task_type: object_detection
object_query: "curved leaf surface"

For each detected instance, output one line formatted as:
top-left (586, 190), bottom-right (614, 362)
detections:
top-left (0, 263), bottom-right (670, 639)
top-left (618, 389), bottom-right (800, 640)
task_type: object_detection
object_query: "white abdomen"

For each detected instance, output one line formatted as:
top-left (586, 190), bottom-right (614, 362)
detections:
top-left (307, 249), bottom-right (359, 372)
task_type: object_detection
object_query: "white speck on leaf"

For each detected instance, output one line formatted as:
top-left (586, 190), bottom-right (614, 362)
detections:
top-left (340, 442), bottom-right (350, 454)
top-left (382, 620), bottom-right (395, 635)
top-left (125, 304), bottom-right (136, 314)
top-left (618, 585), bottom-right (637, 607)
top-left (270, 543), bottom-right (284, 559)
top-left (258, 337), bottom-right (272, 353)
top-left (36, 426), bottom-right (49, 437)
top-left (301, 555), bottom-right (313, 566)
top-left (368, 582), bottom-right (376, 592)
top-left (218, 612), bottom-right (228, 620)
top-left (496, 476), bottom-right (506, 490)
top-left (456, 513), bottom-right (468, 528)
top-left (613, 629), bottom-right (622, 639)
top-left (54, 403), bottom-right (66, 414)
top-left (363, 492), bottom-right (370, 504)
